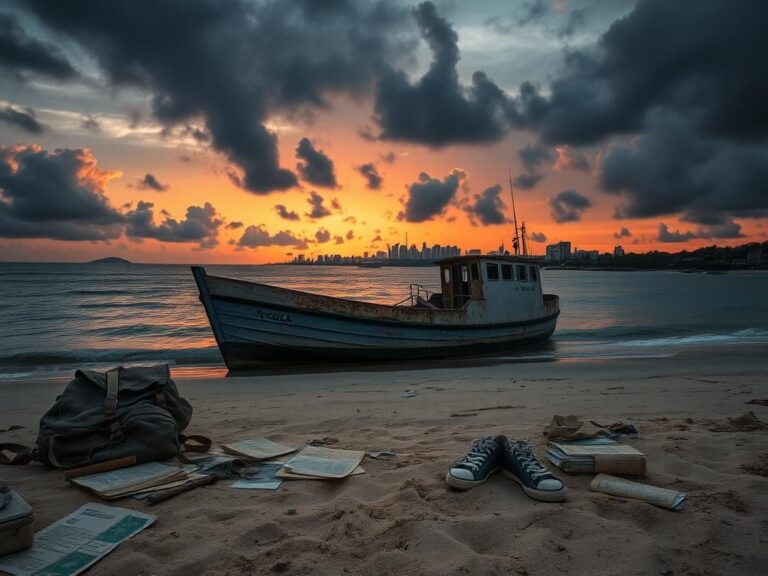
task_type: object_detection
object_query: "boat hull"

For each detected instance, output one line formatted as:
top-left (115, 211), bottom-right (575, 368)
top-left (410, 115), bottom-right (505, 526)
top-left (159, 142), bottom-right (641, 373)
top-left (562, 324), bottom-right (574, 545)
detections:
top-left (192, 267), bottom-right (559, 370)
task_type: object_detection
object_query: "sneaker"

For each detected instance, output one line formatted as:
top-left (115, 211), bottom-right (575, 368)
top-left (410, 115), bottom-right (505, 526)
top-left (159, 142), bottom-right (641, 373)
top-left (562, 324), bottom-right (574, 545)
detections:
top-left (445, 435), bottom-right (503, 490)
top-left (501, 438), bottom-right (566, 502)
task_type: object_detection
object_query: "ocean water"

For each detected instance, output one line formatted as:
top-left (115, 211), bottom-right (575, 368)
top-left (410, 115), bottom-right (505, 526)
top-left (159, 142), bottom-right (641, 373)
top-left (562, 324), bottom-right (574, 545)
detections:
top-left (1, 262), bottom-right (767, 379)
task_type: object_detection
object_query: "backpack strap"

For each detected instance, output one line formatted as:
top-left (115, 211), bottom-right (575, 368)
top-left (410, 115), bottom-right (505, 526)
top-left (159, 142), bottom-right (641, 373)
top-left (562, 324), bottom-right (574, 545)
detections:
top-left (105, 368), bottom-right (120, 416)
top-left (177, 434), bottom-right (212, 464)
top-left (0, 443), bottom-right (35, 465)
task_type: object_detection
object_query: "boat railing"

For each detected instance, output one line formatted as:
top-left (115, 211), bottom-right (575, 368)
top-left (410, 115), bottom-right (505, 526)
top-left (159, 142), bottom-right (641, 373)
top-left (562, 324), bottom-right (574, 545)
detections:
top-left (394, 284), bottom-right (437, 308)
top-left (543, 294), bottom-right (560, 316)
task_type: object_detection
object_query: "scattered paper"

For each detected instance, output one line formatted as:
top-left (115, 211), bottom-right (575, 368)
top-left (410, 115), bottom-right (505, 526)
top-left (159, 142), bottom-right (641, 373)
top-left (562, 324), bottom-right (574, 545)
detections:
top-left (277, 464), bottom-right (365, 480)
top-left (0, 502), bottom-right (155, 576)
top-left (368, 451), bottom-right (406, 459)
top-left (231, 462), bottom-right (284, 490)
top-left (222, 436), bottom-right (297, 461)
top-left (590, 473), bottom-right (686, 511)
top-left (282, 446), bottom-right (365, 479)
top-left (400, 390), bottom-right (418, 398)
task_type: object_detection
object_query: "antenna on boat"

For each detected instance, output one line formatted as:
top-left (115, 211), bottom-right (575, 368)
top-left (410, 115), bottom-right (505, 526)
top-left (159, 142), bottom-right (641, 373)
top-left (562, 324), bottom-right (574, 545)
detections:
top-left (508, 168), bottom-right (520, 255)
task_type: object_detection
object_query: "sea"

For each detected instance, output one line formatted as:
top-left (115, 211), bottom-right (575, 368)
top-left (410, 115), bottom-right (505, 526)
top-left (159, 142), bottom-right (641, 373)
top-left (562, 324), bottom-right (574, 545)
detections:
top-left (1, 262), bottom-right (767, 380)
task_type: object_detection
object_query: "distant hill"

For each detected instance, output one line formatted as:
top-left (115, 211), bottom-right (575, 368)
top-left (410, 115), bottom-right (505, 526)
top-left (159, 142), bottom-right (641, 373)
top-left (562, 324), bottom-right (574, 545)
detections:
top-left (88, 257), bottom-right (132, 264)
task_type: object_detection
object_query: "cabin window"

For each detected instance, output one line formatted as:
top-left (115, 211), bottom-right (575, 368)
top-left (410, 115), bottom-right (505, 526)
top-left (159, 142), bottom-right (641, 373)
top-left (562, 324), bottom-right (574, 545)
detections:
top-left (516, 265), bottom-right (527, 281)
top-left (486, 263), bottom-right (499, 281)
top-left (501, 264), bottom-right (513, 280)
top-left (443, 268), bottom-right (450, 283)
top-left (461, 265), bottom-right (469, 282)
top-left (529, 266), bottom-right (538, 281)
top-left (470, 262), bottom-right (480, 281)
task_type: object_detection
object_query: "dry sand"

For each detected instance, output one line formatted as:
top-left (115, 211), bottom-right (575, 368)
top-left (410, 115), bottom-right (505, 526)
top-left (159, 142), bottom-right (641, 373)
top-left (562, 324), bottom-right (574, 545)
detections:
top-left (1, 346), bottom-right (767, 576)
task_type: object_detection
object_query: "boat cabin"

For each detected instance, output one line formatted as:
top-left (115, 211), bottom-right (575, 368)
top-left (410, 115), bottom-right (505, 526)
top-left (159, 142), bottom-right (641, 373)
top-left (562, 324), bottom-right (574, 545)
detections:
top-left (425, 255), bottom-right (548, 323)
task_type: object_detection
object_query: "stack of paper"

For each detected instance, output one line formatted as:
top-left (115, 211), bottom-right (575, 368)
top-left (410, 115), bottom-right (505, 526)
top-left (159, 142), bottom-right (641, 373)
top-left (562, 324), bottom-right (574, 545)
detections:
top-left (547, 437), bottom-right (646, 475)
top-left (277, 446), bottom-right (366, 479)
top-left (70, 462), bottom-right (203, 500)
top-left (222, 437), bottom-right (297, 461)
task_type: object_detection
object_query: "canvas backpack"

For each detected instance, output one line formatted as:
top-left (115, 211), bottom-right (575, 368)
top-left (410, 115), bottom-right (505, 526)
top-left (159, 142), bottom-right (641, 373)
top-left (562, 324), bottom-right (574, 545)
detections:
top-left (0, 365), bottom-right (209, 469)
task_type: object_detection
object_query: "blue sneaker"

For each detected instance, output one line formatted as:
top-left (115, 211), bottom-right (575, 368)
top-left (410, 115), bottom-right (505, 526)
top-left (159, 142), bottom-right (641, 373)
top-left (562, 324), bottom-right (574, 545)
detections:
top-left (446, 435), bottom-right (503, 490)
top-left (501, 438), bottom-right (566, 502)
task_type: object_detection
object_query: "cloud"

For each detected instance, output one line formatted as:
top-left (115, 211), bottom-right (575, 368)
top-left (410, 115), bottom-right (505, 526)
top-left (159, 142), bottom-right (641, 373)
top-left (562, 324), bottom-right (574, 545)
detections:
top-left (346, 229), bottom-right (354, 240)
top-left (549, 189), bottom-right (592, 223)
top-left (315, 227), bottom-right (331, 243)
top-left (357, 163), bottom-right (382, 190)
top-left (343, 215), bottom-right (357, 224)
top-left (137, 173), bottom-right (169, 192)
top-left (226, 221), bottom-right (243, 230)
top-left (466, 184), bottom-right (506, 225)
top-left (657, 223), bottom-right (695, 243)
top-left (334, 235), bottom-right (344, 244)
top-left (0, 12), bottom-right (77, 80)
top-left (380, 151), bottom-right (397, 164)
top-left (23, 1), bottom-right (411, 194)
top-left (614, 227), bottom-right (632, 239)
top-left (512, 172), bottom-right (543, 190)
top-left (400, 169), bottom-right (466, 222)
top-left (125, 201), bottom-right (223, 248)
top-left (0, 105), bottom-right (44, 133)
top-left (295, 137), bottom-right (338, 188)
top-left (553, 145), bottom-right (589, 172)
top-left (274, 204), bottom-right (300, 221)
top-left (0, 145), bottom-right (124, 240)
top-left (373, 2), bottom-right (515, 146)
top-left (305, 191), bottom-right (331, 219)
top-left (81, 114), bottom-right (101, 133)
top-left (530, 231), bottom-right (547, 243)
top-left (518, 144), bottom-right (552, 172)
top-left (238, 225), bottom-right (307, 249)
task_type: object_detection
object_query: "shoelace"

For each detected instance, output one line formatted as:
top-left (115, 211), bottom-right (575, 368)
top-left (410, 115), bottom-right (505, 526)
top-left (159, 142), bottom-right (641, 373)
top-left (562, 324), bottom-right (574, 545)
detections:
top-left (455, 436), bottom-right (496, 472)
top-left (510, 441), bottom-right (550, 480)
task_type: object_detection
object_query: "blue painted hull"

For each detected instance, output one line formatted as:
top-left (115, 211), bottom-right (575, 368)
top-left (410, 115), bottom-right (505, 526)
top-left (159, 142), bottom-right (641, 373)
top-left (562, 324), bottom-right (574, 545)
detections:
top-left (192, 267), bottom-right (559, 370)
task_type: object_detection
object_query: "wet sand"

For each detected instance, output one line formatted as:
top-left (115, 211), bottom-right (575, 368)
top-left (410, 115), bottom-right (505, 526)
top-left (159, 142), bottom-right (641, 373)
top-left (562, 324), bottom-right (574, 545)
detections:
top-left (1, 345), bottom-right (767, 575)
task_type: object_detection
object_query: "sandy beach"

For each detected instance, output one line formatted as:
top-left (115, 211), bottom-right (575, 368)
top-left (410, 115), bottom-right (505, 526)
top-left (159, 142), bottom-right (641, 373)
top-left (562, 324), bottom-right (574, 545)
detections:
top-left (1, 346), bottom-right (767, 576)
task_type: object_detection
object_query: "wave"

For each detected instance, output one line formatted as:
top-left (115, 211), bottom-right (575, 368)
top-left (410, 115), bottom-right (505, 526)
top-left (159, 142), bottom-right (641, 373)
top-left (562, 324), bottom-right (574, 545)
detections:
top-left (0, 347), bottom-right (222, 372)
top-left (613, 328), bottom-right (768, 348)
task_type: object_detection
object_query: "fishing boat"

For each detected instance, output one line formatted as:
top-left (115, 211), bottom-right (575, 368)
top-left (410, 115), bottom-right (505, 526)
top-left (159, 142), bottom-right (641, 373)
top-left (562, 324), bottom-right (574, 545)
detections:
top-left (192, 256), bottom-right (559, 369)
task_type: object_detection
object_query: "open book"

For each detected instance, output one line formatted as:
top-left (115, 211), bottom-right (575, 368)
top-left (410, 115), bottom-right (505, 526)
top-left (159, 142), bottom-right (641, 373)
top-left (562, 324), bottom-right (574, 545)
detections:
top-left (547, 437), bottom-right (646, 475)
top-left (280, 446), bottom-right (365, 479)
top-left (590, 473), bottom-right (686, 511)
top-left (70, 462), bottom-right (193, 499)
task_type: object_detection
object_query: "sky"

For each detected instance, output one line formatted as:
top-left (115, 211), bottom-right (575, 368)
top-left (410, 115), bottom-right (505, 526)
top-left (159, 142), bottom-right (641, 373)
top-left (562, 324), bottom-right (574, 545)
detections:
top-left (0, 0), bottom-right (766, 263)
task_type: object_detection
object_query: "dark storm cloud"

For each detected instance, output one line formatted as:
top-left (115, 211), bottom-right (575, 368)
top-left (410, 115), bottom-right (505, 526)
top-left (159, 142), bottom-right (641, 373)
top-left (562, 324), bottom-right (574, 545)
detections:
top-left (295, 138), bottom-right (338, 188)
top-left (305, 191), bottom-right (331, 219)
top-left (657, 223), bottom-right (694, 243)
top-left (125, 201), bottom-right (223, 248)
top-left (138, 173), bottom-right (169, 192)
top-left (22, 0), bottom-right (410, 194)
top-left (0, 106), bottom-right (44, 134)
top-left (373, 2), bottom-right (515, 146)
top-left (512, 173), bottom-right (543, 190)
top-left (274, 204), bottom-right (300, 221)
top-left (530, 231), bottom-right (547, 243)
top-left (81, 114), bottom-right (101, 133)
top-left (498, 0), bottom-right (768, 225)
top-left (0, 145), bottom-right (123, 240)
top-left (518, 144), bottom-right (552, 173)
top-left (549, 189), bottom-right (592, 223)
top-left (0, 12), bottom-right (77, 80)
top-left (466, 184), bottom-right (507, 226)
top-left (600, 114), bottom-right (768, 223)
top-left (400, 169), bottom-right (466, 222)
top-left (315, 228), bottom-right (331, 243)
top-left (226, 221), bottom-right (243, 230)
top-left (238, 225), bottom-right (308, 249)
top-left (614, 227), bottom-right (632, 239)
top-left (357, 163), bottom-right (382, 190)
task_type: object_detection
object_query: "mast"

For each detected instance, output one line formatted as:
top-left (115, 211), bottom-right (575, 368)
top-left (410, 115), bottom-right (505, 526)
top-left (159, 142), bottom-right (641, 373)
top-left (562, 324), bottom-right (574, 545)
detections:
top-left (508, 168), bottom-right (520, 255)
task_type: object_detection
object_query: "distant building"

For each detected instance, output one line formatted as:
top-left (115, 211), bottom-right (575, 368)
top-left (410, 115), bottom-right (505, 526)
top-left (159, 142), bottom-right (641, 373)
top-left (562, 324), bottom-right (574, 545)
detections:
top-left (747, 248), bottom-right (768, 269)
top-left (614, 245), bottom-right (625, 258)
top-left (375, 250), bottom-right (387, 260)
top-left (546, 241), bottom-right (572, 262)
top-left (573, 249), bottom-right (599, 262)
top-left (467, 249), bottom-right (482, 256)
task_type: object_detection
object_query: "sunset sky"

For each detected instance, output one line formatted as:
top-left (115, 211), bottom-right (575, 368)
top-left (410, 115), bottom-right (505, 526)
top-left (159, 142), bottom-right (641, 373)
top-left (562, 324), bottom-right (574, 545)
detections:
top-left (0, 0), bottom-right (765, 263)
